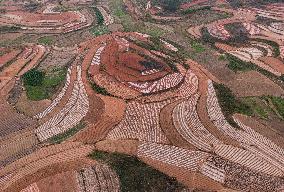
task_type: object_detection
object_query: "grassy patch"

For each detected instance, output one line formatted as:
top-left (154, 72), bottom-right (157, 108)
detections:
top-left (190, 41), bottom-right (205, 53)
top-left (265, 96), bottom-right (284, 119)
top-left (90, 25), bottom-right (110, 36)
top-left (213, 83), bottom-right (253, 118)
top-left (49, 122), bottom-right (86, 144)
top-left (23, 67), bottom-right (67, 101)
top-left (242, 97), bottom-right (269, 119)
top-left (226, 54), bottom-right (255, 72)
top-left (89, 151), bottom-right (185, 192)
top-left (37, 36), bottom-right (54, 45)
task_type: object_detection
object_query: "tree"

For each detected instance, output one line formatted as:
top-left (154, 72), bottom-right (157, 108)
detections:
top-left (161, 0), bottom-right (181, 12)
top-left (22, 69), bottom-right (45, 86)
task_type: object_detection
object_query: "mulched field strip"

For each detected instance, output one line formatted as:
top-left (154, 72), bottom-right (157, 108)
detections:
top-left (234, 114), bottom-right (284, 149)
top-left (80, 42), bottom-right (105, 124)
top-left (190, 62), bottom-right (241, 147)
top-left (159, 99), bottom-right (198, 150)
top-left (37, 59), bottom-right (78, 125)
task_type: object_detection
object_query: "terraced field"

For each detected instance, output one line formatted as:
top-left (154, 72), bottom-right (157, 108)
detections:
top-left (1, 0), bottom-right (284, 191)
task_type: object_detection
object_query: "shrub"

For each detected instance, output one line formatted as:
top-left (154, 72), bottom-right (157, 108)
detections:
top-left (226, 54), bottom-right (255, 72)
top-left (93, 7), bottom-right (104, 25)
top-left (91, 82), bottom-right (111, 96)
top-left (252, 38), bottom-right (280, 57)
top-left (22, 69), bottom-right (45, 86)
top-left (139, 60), bottom-right (162, 70)
top-left (213, 83), bottom-right (253, 117)
top-left (49, 122), bottom-right (86, 144)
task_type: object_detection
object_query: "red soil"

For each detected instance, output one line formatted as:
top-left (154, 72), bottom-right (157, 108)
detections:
top-left (80, 42), bottom-right (105, 124)
top-left (101, 39), bottom-right (168, 82)
top-left (140, 156), bottom-right (225, 191)
top-left (259, 56), bottom-right (284, 74)
top-left (18, 46), bottom-right (46, 76)
top-left (70, 95), bottom-right (126, 143)
top-left (215, 42), bottom-right (236, 52)
top-left (36, 170), bottom-right (79, 192)
top-left (1, 11), bottom-right (80, 26)
top-left (0, 49), bottom-right (21, 68)
top-left (95, 139), bottom-right (139, 156)
top-left (0, 142), bottom-right (95, 192)
top-left (3, 158), bottom-right (96, 192)
top-left (159, 99), bottom-right (198, 150)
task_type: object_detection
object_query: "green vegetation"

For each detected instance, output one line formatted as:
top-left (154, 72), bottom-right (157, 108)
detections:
top-left (89, 6), bottom-right (109, 36)
top-left (200, 27), bottom-right (218, 45)
top-left (218, 54), bottom-right (227, 61)
top-left (22, 69), bottom-right (45, 86)
top-left (242, 97), bottom-right (269, 119)
top-left (93, 7), bottom-right (104, 25)
top-left (49, 122), bottom-right (86, 144)
top-left (240, 96), bottom-right (284, 120)
top-left (190, 41), bottom-right (205, 53)
top-left (23, 67), bottom-right (67, 101)
top-left (0, 26), bottom-right (20, 33)
top-left (167, 60), bottom-right (178, 72)
top-left (182, 6), bottom-right (211, 15)
top-left (161, 0), bottom-right (182, 12)
top-left (265, 96), bottom-right (284, 119)
top-left (213, 83), bottom-right (253, 118)
top-left (0, 50), bottom-right (4, 57)
top-left (226, 54), bottom-right (284, 84)
top-left (91, 81), bottom-right (111, 96)
top-left (37, 36), bottom-right (54, 45)
top-left (109, 0), bottom-right (165, 37)
top-left (226, 54), bottom-right (255, 72)
top-left (149, 36), bottom-right (164, 51)
top-left (89, 151), bottom-right (185, 192)
top-left (90, 25), bottom-right (110, 36)
top-left (225, 23), bottom-right (249, 43)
